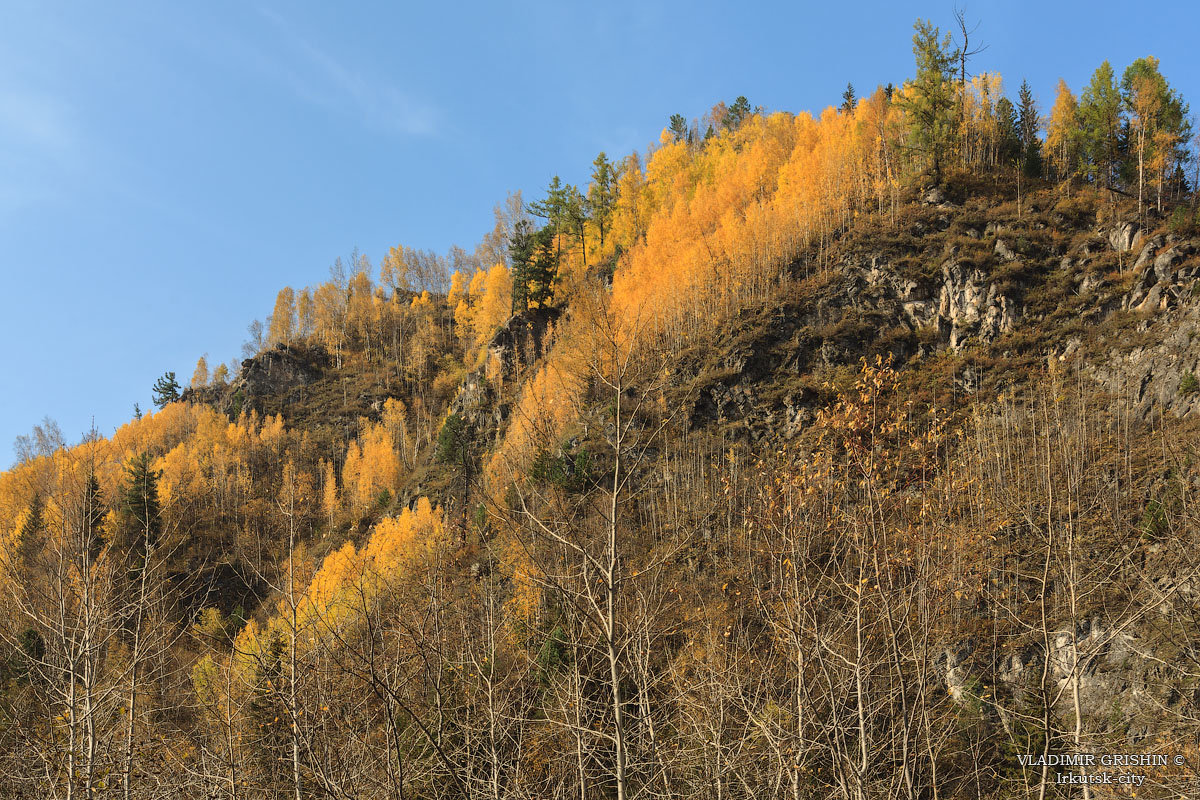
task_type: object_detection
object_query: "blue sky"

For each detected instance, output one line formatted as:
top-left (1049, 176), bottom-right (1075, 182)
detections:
top-left (2, 0), bottom-right (1198, 462)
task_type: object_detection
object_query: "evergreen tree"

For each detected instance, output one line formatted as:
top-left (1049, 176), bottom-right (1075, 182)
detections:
top-left (528, 176), bottom-right (569, 234)
top-left (509, 213), bottom-right (558, 313)
top-left (509, 219), bottom-right (535, 314)
top-left (724, 96), bottom-right (752, 131)
top-left (1079, 60), bottom-right (1123, 189)
top-left (151, 371), bottom-right (181, 409)
top-left (527, 226), bottom-right (559, 308)
top-left (120, 452), bottom-right (162, 563)
top-left (588, 152), bottom-right (618, 254)
top-left (528, 175), bottom-right (572, 265)
top-left (82, 472), bottom-right (106, 563)
top-left (901, 20), bottom-right (957, 180)
top-left (564, 184), bottom-right (588, 269)
top-left (1017, 79), bottom-right (1043, 177)
top-left (436, 412), bottom-right (474, 530)
top-left (435, 413), bottom-right (468, 465)
top-left (841, 82), bottom-right (857, 112)
top-left (17, 494), bottom-right (45, 569)
top-left (245, 630), bottom-right (293, 786)
top-left (996, 97), bottom-right (1021, 168)
top-left (668, 113), bottom-right (688, 143)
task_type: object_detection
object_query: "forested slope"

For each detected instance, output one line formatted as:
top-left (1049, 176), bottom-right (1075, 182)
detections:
top-left (3, 21), bottom-right (1200, 799)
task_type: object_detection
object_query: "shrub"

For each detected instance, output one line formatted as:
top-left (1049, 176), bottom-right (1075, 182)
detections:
top-left (536, 625), bottom-right (567, 685)
top-left (1180, 371), bottom-right (1199, 397)
top-left (1169, 206), bottom-right (1197, 236)
top-left (436, 413), bottom-right (467, 463)
top-left (374, 488), bottom-right (393, 510)
top-left (1139, 499), bottom-right (1168, 539)
top-left (530, 445), bottom-right (592, 493)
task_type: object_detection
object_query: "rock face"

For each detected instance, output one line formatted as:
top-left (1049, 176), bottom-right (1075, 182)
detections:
top-left (938, 615), bottom-right (1178, 740)
top-left (938, 260), bottom-right (1019, 350)
top-left (684, 244), bottom-right (1031, 438)
top-left (448, 306), bottom-right (562, 446)
top-left (1124, 239), bottom-right (1197, 313)
top-left (654, 198), bottom-right (1200, 750)
top-left (1083, 237), bottom-right (1200, 418)
top-left (678, 194), bottom-right (1200, 444)
top-left (182, 343), bottom-right (330, 418)
top-left (237, 343), bottom-right (329, 411)
top-left (484, 306), bottom-right (560, 377)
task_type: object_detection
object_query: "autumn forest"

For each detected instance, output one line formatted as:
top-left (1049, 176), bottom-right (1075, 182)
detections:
top-left (4, 17), bottom-right (1200, 800)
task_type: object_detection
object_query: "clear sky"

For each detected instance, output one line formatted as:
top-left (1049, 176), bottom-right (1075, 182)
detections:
top-left (2, 0), bottom-right (1198, 463)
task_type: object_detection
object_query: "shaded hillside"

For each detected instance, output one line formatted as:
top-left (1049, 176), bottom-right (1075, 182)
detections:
top-left (676, 178), bottom-right (1200, 445)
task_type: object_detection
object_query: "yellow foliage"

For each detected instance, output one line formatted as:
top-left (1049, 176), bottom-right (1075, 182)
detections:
top-left (485, 355), bottom-right (582, 490)
top-left (473, 264), bottom-right (511, 348)
top-left (191, 356), bottom-right (209, 388)
top-left (611, 100), bottom-right (906, 349)
top-left (1046, 78), bottom-right (1079, 179)
top-left (236, 498), bottom-right (450, 667)
top-left (447, 269), bottom-right (467, 307)
top-left (341, 421), bottom-right (400, 511)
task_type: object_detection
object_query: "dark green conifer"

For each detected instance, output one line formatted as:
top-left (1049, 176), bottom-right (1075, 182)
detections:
top-left (841, 83), bottom-right (857, 112)
top-left (17, 494), bottom-right (45, 569)
top-left (151, 372), bottom-right (181, 409)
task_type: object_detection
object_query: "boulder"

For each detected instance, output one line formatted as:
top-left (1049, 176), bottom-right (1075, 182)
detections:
top-left (921, 186), bottom-right (945, 206)
top-left (1108, 220), bottom-right (1143, 253)
top-left (1133, 235), bottom-right (1164, 270)
top-left (994, 238), bottom-right (1018, 261)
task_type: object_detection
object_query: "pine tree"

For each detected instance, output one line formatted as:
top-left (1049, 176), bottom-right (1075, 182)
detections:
top-left (17, 494), bottom-right (45, 569)
top-left (902, 20), bottom-right (957, 180)
top-left (588, 152), bottom-right (618, 255)
top-left (996, 97), bottom-right (1021, 167)
top-left (668, 114), bottom-right (688, 143)
top-left (82, 472), bottom-right (106, 563)
top-left (121, 452), bottom-right (162, 561)
top-left (528, 226), bottom-right (558, 308)
top-left (151, 372), bottom-right (181, 409)
top-left (1017, 79), bottom-right (1043, 177)
top-left (565, 184), bottom-right (588, 268)
top-left (841, 82), bottom-right (857, 113)
top-left (528, 176), bottom-right (569, 235)
top-left (1079, 60), bottom-right (1123, 189)
top-left (725, 96), bottom-right (752, 131)
top-left (509, 219), bottom-right (535, 314)
top-left (528, 175), bottom-right (573, 266)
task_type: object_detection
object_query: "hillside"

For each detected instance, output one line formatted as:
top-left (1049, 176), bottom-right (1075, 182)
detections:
top-left (3, 30), bottom-right (1200, 800)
